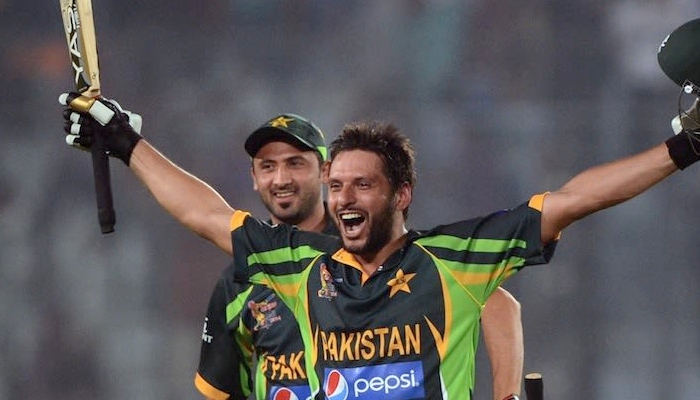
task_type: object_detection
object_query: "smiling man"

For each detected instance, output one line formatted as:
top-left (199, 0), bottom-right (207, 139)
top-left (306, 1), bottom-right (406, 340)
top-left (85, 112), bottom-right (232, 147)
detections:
top-left (195, 114), bottom-right (336, 400)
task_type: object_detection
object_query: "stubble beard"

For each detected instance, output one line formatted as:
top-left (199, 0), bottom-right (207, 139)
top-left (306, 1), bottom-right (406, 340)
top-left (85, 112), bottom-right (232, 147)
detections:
top-left (342, 200), bottom-right (395, 257)
top-left (262, 184), bottom-right (321, 226)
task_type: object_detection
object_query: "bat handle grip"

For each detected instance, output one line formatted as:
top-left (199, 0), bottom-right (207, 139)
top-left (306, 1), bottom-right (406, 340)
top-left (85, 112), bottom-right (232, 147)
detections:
top-left (91, 130), bottom-right (115, 234)
top-left (524, 373), bottom-right (543, 400)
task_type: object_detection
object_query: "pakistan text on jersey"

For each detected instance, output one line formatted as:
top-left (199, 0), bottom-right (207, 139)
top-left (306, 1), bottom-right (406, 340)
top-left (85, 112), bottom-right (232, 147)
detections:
top-left (260, 351), bottom-right (306, 380)
top-left (316, 324), bottom-right (421, 362)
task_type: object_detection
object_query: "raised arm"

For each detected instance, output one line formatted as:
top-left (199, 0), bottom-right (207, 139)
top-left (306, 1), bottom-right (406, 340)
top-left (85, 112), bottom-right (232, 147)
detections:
top-left (539, 92), bottom-right (700, 243)
top-left (129, 140), bottom-right (235, 254)
top-left (539, 17), bottom-right (700, 244)
top-left (540, 142), bottom-right (678, 244)
top-left (61, 93), bottom-right (235, 254)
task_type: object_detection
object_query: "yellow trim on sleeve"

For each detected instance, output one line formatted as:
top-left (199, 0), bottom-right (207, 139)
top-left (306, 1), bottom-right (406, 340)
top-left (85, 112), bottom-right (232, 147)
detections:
top-left (529, 192), bottom-right (563, 241)
top-left (528, 192), bottom-right (549, 212)
top-left (229, 210), bottom-right (251, 231)
top-left (194, 372), bottom-right (229, 400)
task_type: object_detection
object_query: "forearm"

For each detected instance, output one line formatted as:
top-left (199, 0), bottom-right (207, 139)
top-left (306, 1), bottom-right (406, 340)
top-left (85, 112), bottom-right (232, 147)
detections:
top-left (482, 287), bottom-right (523, 400)
top-left (129, 140), bottom-right (234, 254)
top-left (542, 143), bottom-right (677, 242)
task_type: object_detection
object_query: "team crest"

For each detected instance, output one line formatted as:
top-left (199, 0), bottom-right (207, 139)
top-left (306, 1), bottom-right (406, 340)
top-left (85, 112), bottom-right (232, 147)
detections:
top-left (249, 293), bottom-right (283, 331)
top-left (317, 263), bottom-right (338, 300)
top-left (387, 268), bottom-right (416, 298)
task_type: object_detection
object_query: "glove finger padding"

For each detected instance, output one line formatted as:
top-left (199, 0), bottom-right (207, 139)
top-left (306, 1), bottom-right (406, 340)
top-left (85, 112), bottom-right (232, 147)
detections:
top-left (97, 98), bottom-right (143, 134)
top-left (59, 92), bottom-right (144, 165)
top-left (59, 92), bottom-right (142, 133)
top-left (62, 109), bottom-right (95, 151)
top-left (66, 133), bottom-right (94, 149)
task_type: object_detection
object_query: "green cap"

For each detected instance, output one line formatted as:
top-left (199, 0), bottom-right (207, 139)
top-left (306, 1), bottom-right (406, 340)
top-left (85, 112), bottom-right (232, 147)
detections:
top-left (658, 18), bottom-right (700, 88)
top-left (245, 114), bottom-right (327, 161)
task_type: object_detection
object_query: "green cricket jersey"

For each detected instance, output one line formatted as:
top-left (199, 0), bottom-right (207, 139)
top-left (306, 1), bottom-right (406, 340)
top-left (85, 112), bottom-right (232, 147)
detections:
top-left (230, 194), bottom-right (556, 400)
top-left (196, 213), bottom-right (337, 400)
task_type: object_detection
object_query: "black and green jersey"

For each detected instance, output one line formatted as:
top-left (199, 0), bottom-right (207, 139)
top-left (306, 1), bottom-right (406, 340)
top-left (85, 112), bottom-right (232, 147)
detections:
top-left (230, 194), bottom-right (556, 400)
top-left (195, 212), bottom-right (337, 400)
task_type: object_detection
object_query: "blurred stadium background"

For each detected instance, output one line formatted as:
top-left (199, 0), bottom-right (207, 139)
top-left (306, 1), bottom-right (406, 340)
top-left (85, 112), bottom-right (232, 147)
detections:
top-left (2, 1), bottom-right (700, 399)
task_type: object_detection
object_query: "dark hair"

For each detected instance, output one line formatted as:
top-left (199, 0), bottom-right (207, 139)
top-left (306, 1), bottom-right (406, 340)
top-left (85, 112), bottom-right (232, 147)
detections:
top-left (329, 121), bottom-right (417, 216)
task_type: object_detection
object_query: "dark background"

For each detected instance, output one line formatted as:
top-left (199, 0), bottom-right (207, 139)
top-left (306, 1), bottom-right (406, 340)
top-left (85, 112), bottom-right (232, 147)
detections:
top-left (2, 1), bottom-right (700, 399)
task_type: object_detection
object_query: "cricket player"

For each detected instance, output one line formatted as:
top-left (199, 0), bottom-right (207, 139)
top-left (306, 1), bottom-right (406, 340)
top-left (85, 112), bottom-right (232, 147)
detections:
top-left (194, 114), bottom-right (526, 400)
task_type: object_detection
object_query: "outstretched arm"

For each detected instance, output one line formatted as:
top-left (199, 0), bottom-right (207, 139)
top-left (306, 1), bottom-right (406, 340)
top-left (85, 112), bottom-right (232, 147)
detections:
top-left (481, 287), bottom-right (523, 400)
top-left (541, 142), bottom-right (680, 244)
top-left (541, 95), bottom-right (700, 243)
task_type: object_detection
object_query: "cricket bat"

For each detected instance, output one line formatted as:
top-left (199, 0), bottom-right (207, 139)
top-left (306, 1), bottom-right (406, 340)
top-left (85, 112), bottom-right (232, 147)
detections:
top-left (60, 0), bottom-right (116, 234)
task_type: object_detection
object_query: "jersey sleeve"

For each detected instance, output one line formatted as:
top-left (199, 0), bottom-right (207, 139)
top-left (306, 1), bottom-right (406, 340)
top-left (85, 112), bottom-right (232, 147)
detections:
top-left (229, 213), bottom-right (338, 302)
top-left (195, 265), bottom-right (253, 400)
top-left (416, 196), bottom-right (557, 301)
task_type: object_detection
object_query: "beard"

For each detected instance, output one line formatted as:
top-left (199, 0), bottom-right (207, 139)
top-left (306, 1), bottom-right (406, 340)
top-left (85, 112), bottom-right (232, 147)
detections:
top-left (342, 198), bottom-right (396, 257)
top-left (261, 184), bottom-right (321, 226)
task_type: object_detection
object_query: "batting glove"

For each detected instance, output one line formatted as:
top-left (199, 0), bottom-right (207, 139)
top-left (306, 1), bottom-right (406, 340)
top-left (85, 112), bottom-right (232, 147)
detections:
top-left (60, 92), bottom-right (143, 165)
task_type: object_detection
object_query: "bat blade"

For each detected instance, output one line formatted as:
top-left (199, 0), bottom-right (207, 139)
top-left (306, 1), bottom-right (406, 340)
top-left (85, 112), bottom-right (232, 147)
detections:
top-left (524, 372), bottom-right (543, 400)
top-left (59, 0), bottom-right (101, 97)
top-left (59, 0), bottom-right (115, 234)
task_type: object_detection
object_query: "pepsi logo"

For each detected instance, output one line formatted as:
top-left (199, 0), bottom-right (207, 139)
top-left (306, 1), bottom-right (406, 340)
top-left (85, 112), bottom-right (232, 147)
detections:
top-left (324, 369), bottom-right (349, 400)
top-left (271, 387), bottom-right (299, 400)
